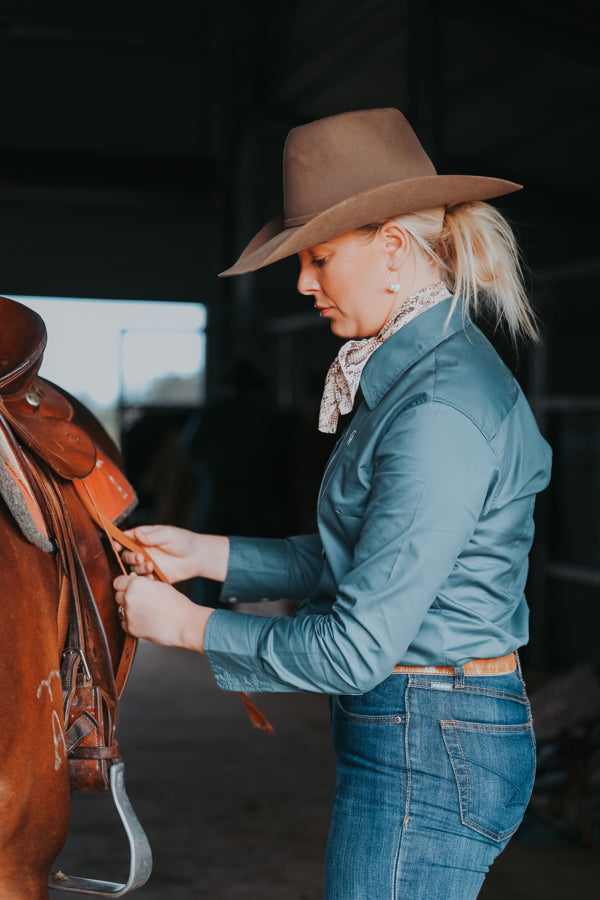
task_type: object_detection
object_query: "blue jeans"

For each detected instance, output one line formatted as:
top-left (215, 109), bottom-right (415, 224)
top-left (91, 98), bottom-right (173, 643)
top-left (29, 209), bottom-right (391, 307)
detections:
top-left (324, 664), bottom-right (535, 899)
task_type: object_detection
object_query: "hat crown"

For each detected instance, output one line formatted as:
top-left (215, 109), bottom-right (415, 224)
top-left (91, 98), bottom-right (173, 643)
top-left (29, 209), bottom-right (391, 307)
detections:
top-left (283, 108), bottom-right (436, 226)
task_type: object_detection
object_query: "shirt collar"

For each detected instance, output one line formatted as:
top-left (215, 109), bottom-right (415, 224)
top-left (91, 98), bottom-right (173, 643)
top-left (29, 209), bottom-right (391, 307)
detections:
top-left (360, 296), bottom-right (469, 409)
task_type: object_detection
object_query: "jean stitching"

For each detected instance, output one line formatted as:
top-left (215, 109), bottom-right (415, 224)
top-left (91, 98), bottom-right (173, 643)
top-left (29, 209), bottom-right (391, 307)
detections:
top-left (446, 722), bottom-right (508, 839)
top-left (441, 719), bottom-right (532, 841)
top-left (391, 813), bottom-right (404, 900)
top-left (456, 687), bottom-right (528, 703)
top-left (446, 720), bottom-right (532, 734)
top-left (332, 695), bottom-right (405, 724)
top-left (404, 682), bottom-right (412, 832)
top-left (410, 680), bottom-right (528, 704)
top-left (441, 720), bottom-right (469, 829)
top-left (391, 682), bottom-right (410, 900)
top-left (452, 725), bottom-right (507, 839)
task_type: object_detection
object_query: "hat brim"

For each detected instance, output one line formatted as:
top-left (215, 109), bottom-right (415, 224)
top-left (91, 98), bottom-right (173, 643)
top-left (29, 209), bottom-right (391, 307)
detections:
top-left (219, 174), bottom-right (522, 277)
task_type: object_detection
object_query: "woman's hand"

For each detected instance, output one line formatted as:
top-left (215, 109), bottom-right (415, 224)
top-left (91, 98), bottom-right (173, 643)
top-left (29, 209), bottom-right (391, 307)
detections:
top-left (116, 525), bottom-right (229, 584)
top-left (113, 572), bottom-right (213, 652)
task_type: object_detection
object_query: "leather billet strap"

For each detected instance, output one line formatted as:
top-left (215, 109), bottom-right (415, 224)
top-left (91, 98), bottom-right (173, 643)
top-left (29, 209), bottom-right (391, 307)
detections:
top-left (107, 520), bottom-right (274, 735)
top-left (77, 480), bottom-right (275, 736)
top-left (103, 514), bottom-right (275, 735)
top-left (71, 745), bottom-right (121, 759)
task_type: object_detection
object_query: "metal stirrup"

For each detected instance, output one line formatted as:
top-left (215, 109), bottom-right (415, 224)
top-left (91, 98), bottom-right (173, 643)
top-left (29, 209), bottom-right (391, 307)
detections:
top-left (49, 762), bottom-right (152, 896)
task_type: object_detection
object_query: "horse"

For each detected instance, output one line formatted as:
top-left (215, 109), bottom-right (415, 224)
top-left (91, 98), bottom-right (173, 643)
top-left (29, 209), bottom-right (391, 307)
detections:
top-left (0, 295), bottom-right (151, 899)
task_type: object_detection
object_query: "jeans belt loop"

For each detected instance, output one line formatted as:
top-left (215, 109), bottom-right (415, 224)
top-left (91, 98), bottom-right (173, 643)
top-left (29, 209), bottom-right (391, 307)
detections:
top-left (515, 649), bottom-right (524, 679)
top-left (454, 663), bottom-right (465, 689)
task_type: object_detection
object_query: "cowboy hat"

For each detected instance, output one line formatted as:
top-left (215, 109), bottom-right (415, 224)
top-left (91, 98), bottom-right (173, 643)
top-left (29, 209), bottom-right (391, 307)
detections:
top-left (219, 107), bottom-right (522, 277)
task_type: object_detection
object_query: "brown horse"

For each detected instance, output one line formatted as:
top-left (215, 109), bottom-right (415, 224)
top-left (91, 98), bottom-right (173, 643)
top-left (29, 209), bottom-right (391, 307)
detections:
top-left (0, 296), bottom-right (150, 899)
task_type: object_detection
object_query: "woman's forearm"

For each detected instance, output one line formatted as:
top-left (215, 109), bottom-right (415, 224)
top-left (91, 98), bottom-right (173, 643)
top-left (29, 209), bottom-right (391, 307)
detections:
top-left (191, 533), bottom-right (230, 583)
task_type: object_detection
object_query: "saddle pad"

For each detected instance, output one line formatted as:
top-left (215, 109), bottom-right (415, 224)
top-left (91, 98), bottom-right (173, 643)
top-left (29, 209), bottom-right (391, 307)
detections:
top-left (0, 414), bottom-right (53, 552)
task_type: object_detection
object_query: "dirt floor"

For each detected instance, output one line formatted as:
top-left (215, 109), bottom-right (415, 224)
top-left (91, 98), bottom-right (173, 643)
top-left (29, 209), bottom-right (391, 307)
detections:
top-left (52, 640), bottom-right (600, 899)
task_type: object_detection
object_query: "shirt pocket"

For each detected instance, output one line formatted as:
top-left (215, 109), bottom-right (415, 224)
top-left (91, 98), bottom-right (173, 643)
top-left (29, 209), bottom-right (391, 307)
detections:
top-left (441, 719), bottom-right (536, 842)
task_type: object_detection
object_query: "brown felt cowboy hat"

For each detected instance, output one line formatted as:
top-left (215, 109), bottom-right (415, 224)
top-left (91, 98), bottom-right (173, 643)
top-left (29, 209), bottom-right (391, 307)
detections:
top-left (220, 107), bottom-right (522, 277)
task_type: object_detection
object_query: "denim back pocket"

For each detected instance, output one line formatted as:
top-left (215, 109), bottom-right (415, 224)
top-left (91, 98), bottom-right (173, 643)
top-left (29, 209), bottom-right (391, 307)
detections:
top-left (441, 719), bottom-right (536, 842)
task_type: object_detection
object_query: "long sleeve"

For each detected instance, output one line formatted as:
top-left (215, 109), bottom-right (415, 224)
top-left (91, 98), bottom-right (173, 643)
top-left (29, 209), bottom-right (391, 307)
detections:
top-left (219, 533), bottom-right (324, 603)
top-left (204, 403), bottom-right (498, 694)
top-left (203, 303), bottom-right (551, 696)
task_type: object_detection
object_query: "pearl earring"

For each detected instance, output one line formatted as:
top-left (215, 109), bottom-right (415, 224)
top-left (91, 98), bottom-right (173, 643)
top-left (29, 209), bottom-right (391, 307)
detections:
top-left (388, 271), bottom-right (401, 293)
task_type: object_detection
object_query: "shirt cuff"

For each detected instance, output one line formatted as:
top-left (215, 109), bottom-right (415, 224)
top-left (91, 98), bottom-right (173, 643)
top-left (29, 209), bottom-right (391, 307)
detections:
top-left (218, 536), bottom-right (288, 604)
top-left (204, 608), bottom-right (273, 692)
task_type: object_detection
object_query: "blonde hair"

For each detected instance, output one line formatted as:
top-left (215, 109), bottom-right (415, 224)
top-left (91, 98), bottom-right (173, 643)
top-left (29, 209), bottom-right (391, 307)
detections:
top-left (364, 201), bottom-right (539, 343)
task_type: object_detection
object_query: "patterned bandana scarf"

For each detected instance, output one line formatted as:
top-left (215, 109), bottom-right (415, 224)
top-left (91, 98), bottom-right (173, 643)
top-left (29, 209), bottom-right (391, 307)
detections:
top-left (318, 281), bottom-right (451, 434)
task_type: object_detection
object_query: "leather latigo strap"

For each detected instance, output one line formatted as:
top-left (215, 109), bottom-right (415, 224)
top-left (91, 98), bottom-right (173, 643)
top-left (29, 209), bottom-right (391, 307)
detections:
top-left (103, 519), bottom-right (275, 735)
top-left (77, 473), bottom-right (274, 735)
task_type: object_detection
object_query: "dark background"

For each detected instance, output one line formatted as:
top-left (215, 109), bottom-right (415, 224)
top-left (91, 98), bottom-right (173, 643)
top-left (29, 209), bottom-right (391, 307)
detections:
top-left (1, 1), bottom-right (598, 668)
top-left (2, 2), bottom-right (598, 894)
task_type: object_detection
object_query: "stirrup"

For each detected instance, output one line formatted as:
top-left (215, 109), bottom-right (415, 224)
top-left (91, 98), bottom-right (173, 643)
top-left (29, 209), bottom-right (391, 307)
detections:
top-left (49, 762), bottom-right (152, 896)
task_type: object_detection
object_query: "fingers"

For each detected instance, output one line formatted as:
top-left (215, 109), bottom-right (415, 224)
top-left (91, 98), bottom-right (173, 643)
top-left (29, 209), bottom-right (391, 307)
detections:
top-left (120, 549), bottom-right (155, 575)
top-left (111, 573), bottom-right (191, 646)
top-left (113, 571), bottom-right (136, 593)
top-left (114, 571), bottom-right (136, 632)
top-left (123, 525), bottom-right (169, 546)
top-left (116, 525), bottom-right (170, 573)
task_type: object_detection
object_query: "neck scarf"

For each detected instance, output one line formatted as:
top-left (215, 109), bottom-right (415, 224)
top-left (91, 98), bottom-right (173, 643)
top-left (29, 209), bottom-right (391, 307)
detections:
top-left (318, 281), bottom-right (451, 433)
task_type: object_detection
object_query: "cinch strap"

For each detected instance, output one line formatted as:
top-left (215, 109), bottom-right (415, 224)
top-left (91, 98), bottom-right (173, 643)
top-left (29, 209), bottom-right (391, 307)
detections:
top-left (77, 479), bottom-right (274, 736)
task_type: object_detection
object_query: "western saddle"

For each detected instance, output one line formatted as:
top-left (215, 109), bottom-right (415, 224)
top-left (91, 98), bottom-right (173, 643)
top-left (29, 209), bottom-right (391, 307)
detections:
top-left (0, 294), bottom-right (151, 896)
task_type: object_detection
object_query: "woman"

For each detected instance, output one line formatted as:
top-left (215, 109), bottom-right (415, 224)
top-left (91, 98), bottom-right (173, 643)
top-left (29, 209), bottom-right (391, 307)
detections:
top-left (114, 108), bottom-right (551, 898)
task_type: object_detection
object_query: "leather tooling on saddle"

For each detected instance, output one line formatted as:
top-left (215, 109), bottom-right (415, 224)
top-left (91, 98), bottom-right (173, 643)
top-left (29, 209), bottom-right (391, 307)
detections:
top-left (1, 295), bottom-right (155, 895)
top-left (0, 295), bottom-right (138, 791)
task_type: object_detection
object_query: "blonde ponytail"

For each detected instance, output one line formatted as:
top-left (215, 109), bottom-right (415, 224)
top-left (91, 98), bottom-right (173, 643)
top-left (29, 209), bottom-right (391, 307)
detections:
top-left (395, 201), bottom-right (540, 344)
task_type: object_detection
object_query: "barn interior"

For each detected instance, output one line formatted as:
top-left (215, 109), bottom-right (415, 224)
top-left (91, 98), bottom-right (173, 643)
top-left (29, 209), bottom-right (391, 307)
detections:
top-left (0, 1), bottom-right (599, 896)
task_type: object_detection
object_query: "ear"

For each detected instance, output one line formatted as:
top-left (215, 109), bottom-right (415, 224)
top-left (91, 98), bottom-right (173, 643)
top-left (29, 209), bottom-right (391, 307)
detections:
top-left (378, 221), bottom-right (412, 271)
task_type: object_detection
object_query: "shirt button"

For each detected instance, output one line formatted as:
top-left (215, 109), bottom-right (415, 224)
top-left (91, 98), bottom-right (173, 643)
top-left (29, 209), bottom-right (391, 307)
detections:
top-left (227, 596), bottom-right (238, 604)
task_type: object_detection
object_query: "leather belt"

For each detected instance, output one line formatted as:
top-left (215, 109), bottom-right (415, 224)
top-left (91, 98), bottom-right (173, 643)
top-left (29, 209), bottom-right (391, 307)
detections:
top-left (393, 652), bottom-right (517, 676)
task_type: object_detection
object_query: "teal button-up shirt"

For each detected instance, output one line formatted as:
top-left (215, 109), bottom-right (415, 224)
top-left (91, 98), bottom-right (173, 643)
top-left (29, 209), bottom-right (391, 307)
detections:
top-left (204, 298), bottom-right (552, 695)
